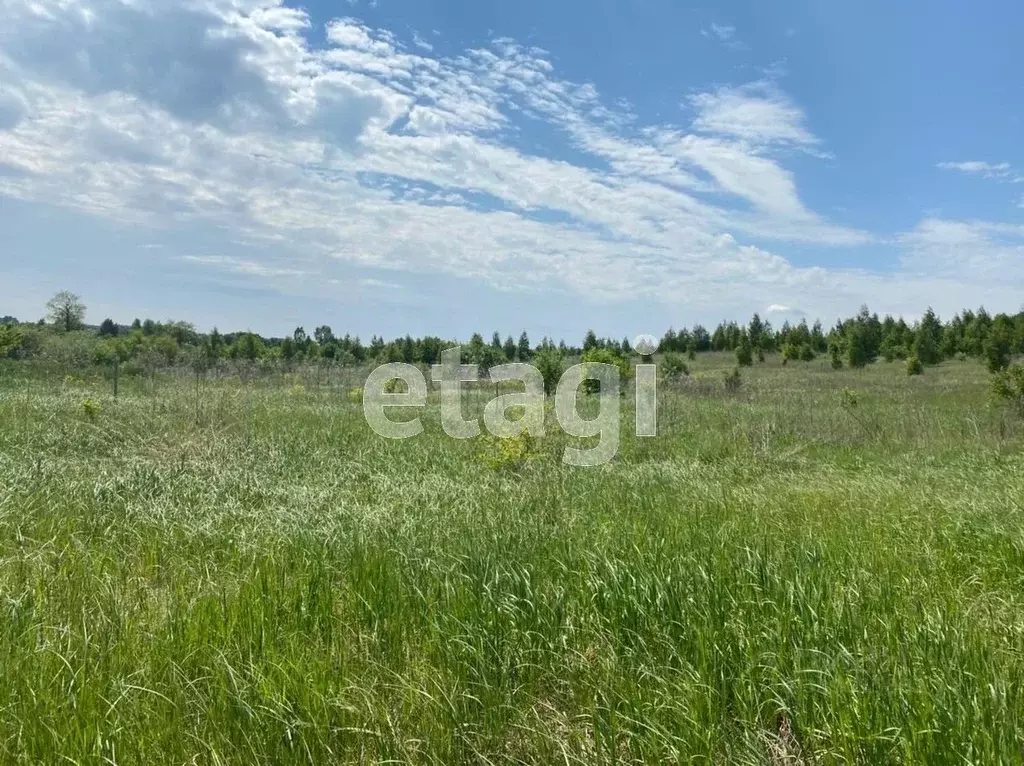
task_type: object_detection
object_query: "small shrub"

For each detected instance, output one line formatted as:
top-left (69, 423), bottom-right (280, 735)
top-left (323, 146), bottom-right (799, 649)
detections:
top-left (828, 341), bottom-right (843, 370)
top-left (781, 343), bottom-right (797, 366)
top-left (906, 356), bottom-right (923, 376)
top-left (782, 343), bottom-right (816, 365)
top-left (81, 398), bottom-right (100, 421)
top-left (477, 432), bottom-right (540, 472)
top-left (661, 352), bottom-right (689, 380)
top-left (992, 364), bottom-right (1024, 415)
top-left (580, 348), bottom-right (631, 395)
top-left (724, 368), bottom-right (742, 392)
top-left (757, 347), bottom-right (766, 363)
top-left (840, 388), bottom-right (859, 410)
top-left (686, 344), bottom-right (697, 361)
top-left (384, 378), bottom-right (409, 394)
top-left (348, 387), bottom-right (364, 404)
top-left (289, 384), bottom-right (306, 396)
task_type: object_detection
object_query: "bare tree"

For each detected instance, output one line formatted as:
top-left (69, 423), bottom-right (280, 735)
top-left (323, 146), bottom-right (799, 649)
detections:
top-left (46, 291), bottom-right (86, 333)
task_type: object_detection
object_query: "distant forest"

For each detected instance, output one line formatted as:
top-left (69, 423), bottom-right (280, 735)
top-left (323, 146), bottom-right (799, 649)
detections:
top-left (2, 292), bottom-right (1024, 376)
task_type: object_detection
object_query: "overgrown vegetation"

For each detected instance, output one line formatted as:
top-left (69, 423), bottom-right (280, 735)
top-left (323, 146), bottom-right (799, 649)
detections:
top-left (1, 294), bottom-right (1024, 763)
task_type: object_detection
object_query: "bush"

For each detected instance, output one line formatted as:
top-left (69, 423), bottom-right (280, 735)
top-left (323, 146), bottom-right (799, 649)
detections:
top-left (580, 348), bottom-right (631, 395)
top-left (477, 433), bottom-right (540, 472)
top-left (661, 352), bottom-right (689, 380)
top-left (846, 325), bottom-right (873, 368)
top-left (81, 398), bottom-right (100, 422)
top-left (348, 387), bottom-right (364, 404)
top-left (992, 364), bottom-right (1024, 415)
top-left (828, 341), bottom-right (843, 370)
top-left (984, 326), bottom-right (1013, 373)
top-left (736, 336), bottom-right (753, 367)
top-left (724, 368), bottom-right (742, 392)
top-left (782, 343), bottom-right (816, 365)
top-left (906, 356), bottom-right (923, 376)
top-left (531, 348), bottom-right (564, 396)
top-left (0, 324), bottom-right (24, 358)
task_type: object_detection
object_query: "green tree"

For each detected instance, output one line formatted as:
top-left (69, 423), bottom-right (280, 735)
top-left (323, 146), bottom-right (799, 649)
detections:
top-left (735, 333), bottom-right (753, 366)
top-left (503, 335), bottom-right (516, 361)
top-left (984, 317), bottom-right (1015, 373)
top-left (98, 318), bottom-right (119, 337)
top-left (580, 347), bottom-right (632, 394)
top-left (231, 333), bottom-right (266, 361)
top-left (46, 291), bottom-right (86, 333)
top-left (914, 308), bottom-right (943, 365)
top-left (517, 332), bottom-right (532, 361)
top-left (0, 324), bottom-right (24, 358)
top-left (828, 340), bottom-right (843, 369)
top-left (846, 323), bottom-right (873, 368)
top-left (912, 328), bottom-right (937, 366)
top-left (314, 325), bottom-right (334, 346)
top-left (281, 337), bottom-right (296, 362)
top-left (531, 348), bottom-right (563, 395)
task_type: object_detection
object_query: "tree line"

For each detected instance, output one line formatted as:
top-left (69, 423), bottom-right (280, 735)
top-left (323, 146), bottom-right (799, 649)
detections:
top-left (1, 292), bottom-right (1023, 377)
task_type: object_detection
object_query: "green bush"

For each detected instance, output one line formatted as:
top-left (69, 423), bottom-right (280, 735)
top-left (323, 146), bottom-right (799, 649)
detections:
top-left (992, 364), bottom-right (1024, 414)
top-left (477, 432), bottom-right (540, 472)
top-left (906, 356), bottom-right (923, 376)
top-left (580, 347), bottom-right (631, 394)
top-left (736, 336), bottom-right (753, 367)
top-left (984, 325), bottom-right (1013, 373)
top-left (829, 341), bottom-right (843, 370)
top-left (531, 348), bottom-right (564, 396)
top-left (723, 368), bottom-right (742, 392)
top-left (661, 352), bottom-right (689, 380)
top-left (0, 324), bottom-right (24, 358)
top-left (782, 343), bottom-right (816, 365)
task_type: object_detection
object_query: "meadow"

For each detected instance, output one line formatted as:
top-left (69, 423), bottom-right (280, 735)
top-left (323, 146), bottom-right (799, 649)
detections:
top-left (0, 354), bottom-right (1022, 764)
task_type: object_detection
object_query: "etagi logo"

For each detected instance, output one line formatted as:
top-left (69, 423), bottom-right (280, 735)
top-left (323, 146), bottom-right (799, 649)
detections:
top-left (362, 336), bottom-right (660, 467)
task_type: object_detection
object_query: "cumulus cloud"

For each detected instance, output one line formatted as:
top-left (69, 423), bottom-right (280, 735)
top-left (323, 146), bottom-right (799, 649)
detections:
top-left (0, 0), bottom-right (1015, 320)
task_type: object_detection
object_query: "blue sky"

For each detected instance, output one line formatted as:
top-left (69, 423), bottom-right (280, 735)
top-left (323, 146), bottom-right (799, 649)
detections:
top-left (1, 0), bottom-right (1022, 341)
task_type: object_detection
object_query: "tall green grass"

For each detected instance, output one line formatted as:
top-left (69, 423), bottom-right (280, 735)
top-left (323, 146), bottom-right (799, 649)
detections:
top-left (0, 356), bottom-right (1022, 763)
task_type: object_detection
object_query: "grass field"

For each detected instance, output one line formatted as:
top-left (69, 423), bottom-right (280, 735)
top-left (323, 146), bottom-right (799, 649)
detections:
top-left (1, 355), bottom-right (1023, 764)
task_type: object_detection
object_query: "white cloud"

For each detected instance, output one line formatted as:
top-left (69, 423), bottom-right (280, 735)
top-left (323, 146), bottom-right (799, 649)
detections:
top-left (937, 161), bottom-right (1023, 183)
top-left (181, 255), bottom-right (306, 278)
top-left (899, 218), bottom-right (1024, 284)
top-left (767, 304), bottom-right (805, 316)
top-left (0, 0), bottom-right (1016, 322)
top-left (689, 81), bottom-right (818, 147)
top-left (412, 33), bottom-right (433, 52)
top-left (700, 23), bottom-right (744, 50)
